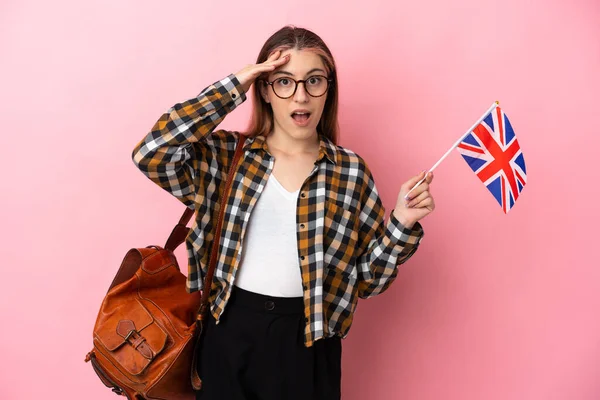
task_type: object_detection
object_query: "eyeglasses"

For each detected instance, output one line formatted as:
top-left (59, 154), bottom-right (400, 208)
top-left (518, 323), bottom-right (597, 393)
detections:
top-left (263, 75), bottom-right (333, 99)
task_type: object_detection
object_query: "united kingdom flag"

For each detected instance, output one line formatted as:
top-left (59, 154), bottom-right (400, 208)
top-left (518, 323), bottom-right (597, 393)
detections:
top-left (456, 106), bottom-right (527, 213)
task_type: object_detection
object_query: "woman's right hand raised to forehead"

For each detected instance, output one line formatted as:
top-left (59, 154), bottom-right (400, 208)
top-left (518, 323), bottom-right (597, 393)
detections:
top-left (234, 50), bottom-right (290, 94)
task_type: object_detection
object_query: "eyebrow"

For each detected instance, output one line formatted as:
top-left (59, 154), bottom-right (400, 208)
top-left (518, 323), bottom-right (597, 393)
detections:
top-left (272, 68), bottom-right (326, 77)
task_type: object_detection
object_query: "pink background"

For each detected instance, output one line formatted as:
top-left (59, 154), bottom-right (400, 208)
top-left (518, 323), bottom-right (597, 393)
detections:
top-left (2, 0), bottom-right (599, 398)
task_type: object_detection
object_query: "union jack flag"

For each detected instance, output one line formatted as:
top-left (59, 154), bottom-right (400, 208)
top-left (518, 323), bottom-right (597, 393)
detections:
top-left (456, 106), bottom-right (527, 213)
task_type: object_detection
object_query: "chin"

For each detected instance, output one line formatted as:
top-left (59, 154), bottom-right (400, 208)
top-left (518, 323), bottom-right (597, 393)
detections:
top-left (289, 126), bottom-right (318, 137)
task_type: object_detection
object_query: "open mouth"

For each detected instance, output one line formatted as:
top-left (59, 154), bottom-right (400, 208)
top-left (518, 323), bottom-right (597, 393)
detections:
top-left (291, 111), bottom-right (311, 124)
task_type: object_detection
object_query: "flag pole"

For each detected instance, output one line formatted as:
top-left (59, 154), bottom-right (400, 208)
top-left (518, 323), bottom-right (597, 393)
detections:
top-left (404, 101), bottom-right (500, 200)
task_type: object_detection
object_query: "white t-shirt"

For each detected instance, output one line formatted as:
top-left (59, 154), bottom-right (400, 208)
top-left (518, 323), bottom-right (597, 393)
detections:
top-left (233, 173), bottom-right (304, 297)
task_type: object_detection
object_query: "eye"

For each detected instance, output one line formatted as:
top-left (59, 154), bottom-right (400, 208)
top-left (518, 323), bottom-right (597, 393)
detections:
top-left (307, 76), bottom-right (322, 85)
top-left (276, 78), bottom-right (291, 86)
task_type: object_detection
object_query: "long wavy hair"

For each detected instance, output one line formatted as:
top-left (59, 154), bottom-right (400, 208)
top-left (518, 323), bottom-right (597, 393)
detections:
top-left (243, 25), bottom-right (339, 146)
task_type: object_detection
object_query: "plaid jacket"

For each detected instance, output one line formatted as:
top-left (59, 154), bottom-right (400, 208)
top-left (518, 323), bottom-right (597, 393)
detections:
top-left (131, 74), bottom-right (425, 347)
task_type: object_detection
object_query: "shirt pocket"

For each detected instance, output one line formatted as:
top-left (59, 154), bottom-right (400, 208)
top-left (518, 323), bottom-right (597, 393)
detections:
top-left (323, 201), bottom-right (359, 277)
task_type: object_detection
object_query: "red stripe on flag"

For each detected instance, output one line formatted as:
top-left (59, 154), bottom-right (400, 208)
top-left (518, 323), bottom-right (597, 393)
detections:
top-left (457, 143), bottom-right (485, 154)
top-left (496, 107), bottom-right (504, 145)
top-left (472, 123), bottom-right (521, 200)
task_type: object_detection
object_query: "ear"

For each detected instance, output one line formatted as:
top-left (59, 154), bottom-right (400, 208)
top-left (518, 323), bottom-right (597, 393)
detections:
top-left (259, 80), bottom-right (271, 104)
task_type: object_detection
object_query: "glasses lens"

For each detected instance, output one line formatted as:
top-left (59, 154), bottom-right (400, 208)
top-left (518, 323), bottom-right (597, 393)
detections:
top-left (304, 75), bottom-right (328, 96)
top-left (273, 78), bottom-right (295, 98)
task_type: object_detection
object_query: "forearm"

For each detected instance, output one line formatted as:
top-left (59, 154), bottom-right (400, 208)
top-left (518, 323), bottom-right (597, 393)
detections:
top-left (356, 211), bottom-right (423, 299)
top-left (130, 74), bottom-right (246, 207)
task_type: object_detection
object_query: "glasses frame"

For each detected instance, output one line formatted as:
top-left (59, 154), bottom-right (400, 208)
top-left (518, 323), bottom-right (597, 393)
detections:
top-left (262, 75), bottom-right (333, 99)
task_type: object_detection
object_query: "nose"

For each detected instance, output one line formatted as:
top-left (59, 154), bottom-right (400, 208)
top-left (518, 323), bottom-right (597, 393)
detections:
top-left (293, 81), bottom-right (309, 103)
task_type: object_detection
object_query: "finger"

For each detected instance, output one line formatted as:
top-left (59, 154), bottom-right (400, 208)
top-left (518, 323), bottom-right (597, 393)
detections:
top-left (255, 58), bottom-right (287, 74)
top-left (266, 50), bottom-right (282, 61)
top-left (265, 50), bottom-right (288, 63)
top-left (403, 171), bottom-right (427, 193)
top-left (255, 63), bottom-right (278, 73)
top-left (413, 197), bottom-right (434, 210)
top-left (267, 54), bottom-right (290, 66)
top-left (257, 57), bottom-right (288, 76)
top-left (405, 182), bottom-right (429, 201)
top-left (407, 190), bottom-right (428, 207)
top-left (406, 190), bottom-right (429, 207)
top-left (425, 171), bottom-right (434, 184)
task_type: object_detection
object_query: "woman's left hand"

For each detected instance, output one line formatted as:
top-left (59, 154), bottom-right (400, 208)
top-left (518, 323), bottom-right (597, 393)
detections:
top-left (393, 171), bottom-right (435, 228)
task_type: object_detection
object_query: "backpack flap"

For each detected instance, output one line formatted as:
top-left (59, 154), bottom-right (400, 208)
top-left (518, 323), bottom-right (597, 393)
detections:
top-left (95, 298), bottom-right (168, 376)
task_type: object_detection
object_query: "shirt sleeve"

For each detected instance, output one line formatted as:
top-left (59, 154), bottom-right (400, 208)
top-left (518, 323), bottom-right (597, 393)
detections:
top-left (131, 74), bottom-right (246, 210)
top-left (354, 161), bottom-right (424, 299)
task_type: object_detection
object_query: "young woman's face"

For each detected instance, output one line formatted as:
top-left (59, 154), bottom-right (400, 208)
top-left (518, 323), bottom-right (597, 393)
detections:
top-left (261, 48), bottom-right (330, 141)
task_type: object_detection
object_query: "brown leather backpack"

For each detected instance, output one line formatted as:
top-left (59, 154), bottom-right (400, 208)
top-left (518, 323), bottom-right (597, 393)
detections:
top-left (85, 134), bottom-right (247, 399)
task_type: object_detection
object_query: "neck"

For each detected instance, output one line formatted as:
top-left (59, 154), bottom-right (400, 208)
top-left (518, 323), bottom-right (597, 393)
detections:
top-left (266, 126), bottom-right (320, 156)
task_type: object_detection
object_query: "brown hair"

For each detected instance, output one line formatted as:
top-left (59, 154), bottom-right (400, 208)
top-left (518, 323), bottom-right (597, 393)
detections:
top-left (243, 25), bottom-right (339, 145)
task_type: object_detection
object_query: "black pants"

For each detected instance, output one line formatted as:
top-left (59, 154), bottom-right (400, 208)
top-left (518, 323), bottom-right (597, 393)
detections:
top-left (195, 284), bottom-right (342, 400)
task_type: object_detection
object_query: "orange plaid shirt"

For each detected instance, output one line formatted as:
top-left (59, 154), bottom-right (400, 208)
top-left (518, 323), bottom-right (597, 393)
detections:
top-left (132, 74), bottom-right (424, 347)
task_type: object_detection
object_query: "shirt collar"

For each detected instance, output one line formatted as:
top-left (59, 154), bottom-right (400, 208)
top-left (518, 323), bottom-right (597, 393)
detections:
top-left (243, 132), bottom-right (338, 166)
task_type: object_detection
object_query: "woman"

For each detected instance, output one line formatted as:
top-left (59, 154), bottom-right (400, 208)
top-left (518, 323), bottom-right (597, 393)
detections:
top-left (132, 25), bottom-right (435, 400)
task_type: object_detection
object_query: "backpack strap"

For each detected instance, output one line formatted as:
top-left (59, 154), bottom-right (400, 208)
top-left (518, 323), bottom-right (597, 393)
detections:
top-left (163, 207), bottom-right (195, 253)
top-left (189, 132), bottom-right (247, 391)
